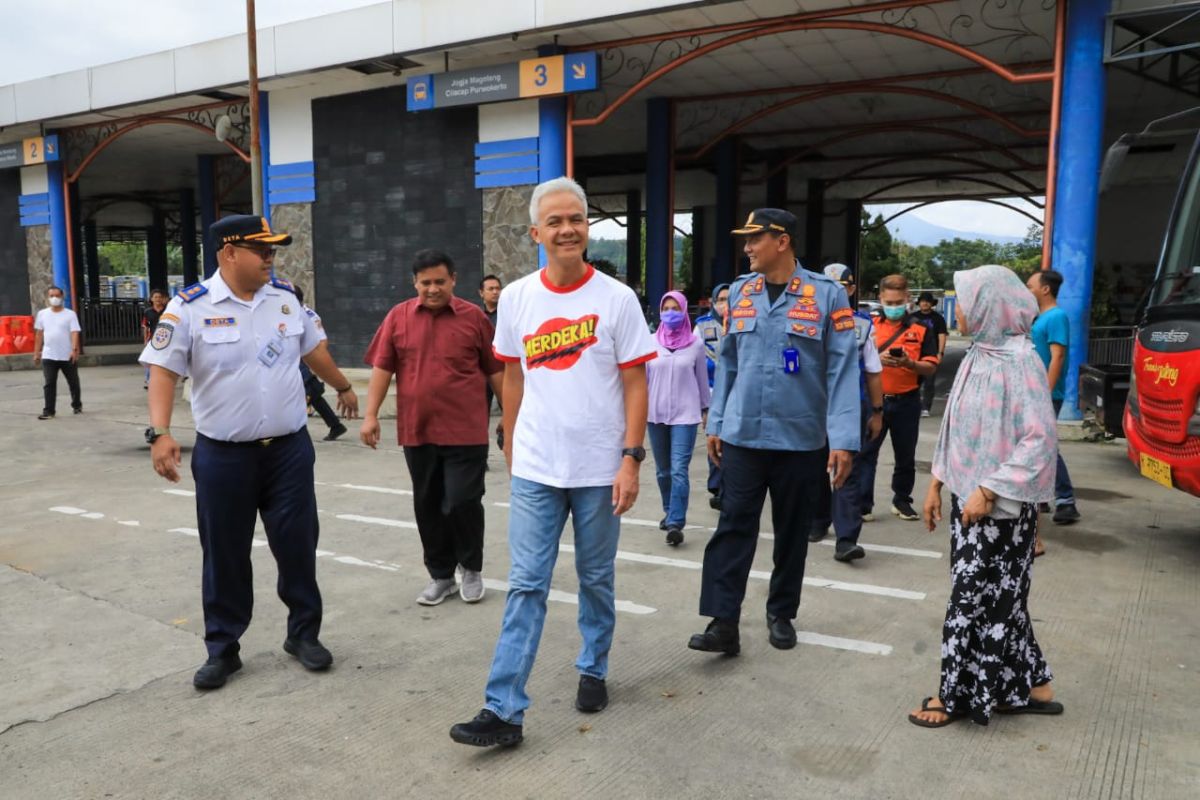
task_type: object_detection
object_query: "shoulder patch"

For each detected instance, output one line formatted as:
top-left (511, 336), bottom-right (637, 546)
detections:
top-left (270, 276), bottom-right (296, 293)
top-left (831, 308), bottom-right (854, 321)
top-left (178, 283), bottom-right (208, 303)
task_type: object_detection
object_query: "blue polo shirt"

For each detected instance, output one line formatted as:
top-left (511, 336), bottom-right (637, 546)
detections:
top-left (1031, 305), bottom-right (1069, 401)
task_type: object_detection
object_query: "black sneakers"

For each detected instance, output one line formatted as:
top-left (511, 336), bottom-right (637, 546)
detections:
top-left (891, 500), bottom-right (920, 520)
top-left (323, 424), bottom-right (347, 441)
top-left (834, 540), bottom-right (865, 562)
top-left (1052, 503), bottom-right (1081, 525)
top-left (808, 526), bottom-right (829, 543)
top-left (687, 618), bottom-right (740, 656)
top-left (283, 637), bottom-right (333, 671)
top-left (450, 709), bottom-right (524, 747)
top-left (665, 526), bottom-right (684, 546)
top-left (576, 675), bottom-right (608, 713)
top-left (193, 654), bottom-right (243, 690)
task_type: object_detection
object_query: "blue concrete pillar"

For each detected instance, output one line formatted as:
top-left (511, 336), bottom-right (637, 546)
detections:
top-left (805, 179), bottom-right (825, 270)
top-left (536, 94), bottom-right (567, 268)
top-left (625, 189), bottom-right (642, 290)
top-left (260, 91), bottom-right (272, 225)
top-left (645, 97), bottom-right (673, 310)
top-left (713, 138), bottom-right (738, 286)
top-left (46, 159), bottom-right (72, 307)
top-left (1050, 0), bottom-right (1107, 419)
top-left (197, 155), bottom-right (217, 279)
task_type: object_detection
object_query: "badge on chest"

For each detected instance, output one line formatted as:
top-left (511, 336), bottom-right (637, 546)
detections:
top-left (257, 326), bottom-right (287, 367)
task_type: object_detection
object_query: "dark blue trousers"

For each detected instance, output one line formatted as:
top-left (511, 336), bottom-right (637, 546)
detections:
top-left (813, 405), bottom-right (872, 544)
top-left (699, 443), bottom-right (825, 621)
top-left (192, 429), bottom-right (321, 659)
top-left (858, 390), bottom-right (922, 510)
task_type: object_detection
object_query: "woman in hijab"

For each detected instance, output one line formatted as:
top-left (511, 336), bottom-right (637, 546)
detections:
top-left (693, 284), bottom-right (730, 509)
top-left (647, 291), bottom-right (711, 546)
top-left (910, 265), bottom-right (1064, 728)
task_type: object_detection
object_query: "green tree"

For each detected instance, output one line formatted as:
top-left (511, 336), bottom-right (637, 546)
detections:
top-left (859, 212), bottom-right (897, 297)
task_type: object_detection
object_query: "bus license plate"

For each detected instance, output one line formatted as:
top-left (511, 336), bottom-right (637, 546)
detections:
top-left (1140, 454), bottom-right (1173, 489)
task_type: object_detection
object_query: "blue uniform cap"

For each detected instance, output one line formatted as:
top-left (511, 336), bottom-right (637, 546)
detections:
top-left (210, 214), bottom-right (293, 249)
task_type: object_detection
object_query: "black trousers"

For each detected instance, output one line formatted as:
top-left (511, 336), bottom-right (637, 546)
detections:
top-left (403, 444), bottom-right (488, 579)
top-left (192, 429), bottom-right (321, 659)
top-left (311, 395), bottom-right (340, 430)
top-left (42, 359), bottom-right (81, 415)
top-left (699, 442), bottom-right (825, 621)
top-left (858, 390), bottom-right (922, 507)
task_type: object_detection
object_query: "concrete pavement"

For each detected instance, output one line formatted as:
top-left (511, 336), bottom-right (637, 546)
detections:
top-left (1, 357), bottom-right (1197, 799)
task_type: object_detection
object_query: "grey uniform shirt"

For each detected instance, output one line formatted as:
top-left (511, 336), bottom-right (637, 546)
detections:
top-left (139, 271), bottom-right (326, 442)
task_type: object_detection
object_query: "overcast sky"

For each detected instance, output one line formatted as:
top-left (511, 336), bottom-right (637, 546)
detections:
top-left (3, 3), bottom-right (1042, 238)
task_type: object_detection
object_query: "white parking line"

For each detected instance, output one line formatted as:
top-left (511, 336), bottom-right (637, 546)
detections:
top-left (316, 481), bottom-right (412, 496)
top-left (50, 506), bottom-right (87, 515)
top-left (794, 631), bottom-right (892, 656)
top-left (558, 545), bottom-right (924, 601)
top-left (816, 539), bottom-right (942, 559)
top-left (162, 489), bottom-right (195, 497)
top-left (336, 513), bottom-right (418, 529)
top-left (479, 578), bottom-right (655, 615)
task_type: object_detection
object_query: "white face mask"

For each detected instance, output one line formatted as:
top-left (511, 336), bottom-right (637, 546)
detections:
top-left (48, 296), bottom-right (63, 308)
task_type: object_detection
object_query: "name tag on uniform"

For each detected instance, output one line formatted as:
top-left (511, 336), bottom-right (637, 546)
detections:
top-left (782, 347), bottom-right (800, 374)
top-left (257, 328), bottom-right (286, 367)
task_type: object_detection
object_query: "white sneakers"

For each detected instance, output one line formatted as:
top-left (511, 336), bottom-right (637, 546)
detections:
top-left (415, 569), bottom-right (485, 605)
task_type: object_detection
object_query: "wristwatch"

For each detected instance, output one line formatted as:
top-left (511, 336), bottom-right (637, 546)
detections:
top-left (871, 406), bottom-right (884, 414)
top-left (146, 426), bottom-right (171, 444)
top-left (336, 384), bottom-right (353, 394)
top-left (621, 446), bottom-right (646, 463)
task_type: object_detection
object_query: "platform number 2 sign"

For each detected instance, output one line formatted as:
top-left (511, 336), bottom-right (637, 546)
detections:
top-left (22, 137), bottom-right (46, 166)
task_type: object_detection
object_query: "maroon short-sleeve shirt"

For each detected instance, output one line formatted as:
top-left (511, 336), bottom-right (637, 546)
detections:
top-left (363, 296), bottom-right (503, 446)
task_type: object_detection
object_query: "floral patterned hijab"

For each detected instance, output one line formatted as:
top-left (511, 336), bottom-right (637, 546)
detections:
top-left (931, 265), bottom-right (1057, 503)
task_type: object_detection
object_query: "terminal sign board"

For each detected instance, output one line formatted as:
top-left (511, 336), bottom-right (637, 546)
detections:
top-left (0, 135), bottom-right (60, 170)
top-left (408, 52), bottom-right (598, 111)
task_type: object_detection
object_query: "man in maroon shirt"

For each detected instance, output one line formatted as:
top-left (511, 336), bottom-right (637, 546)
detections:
top-left (360, 249), bottom-right (504, 606)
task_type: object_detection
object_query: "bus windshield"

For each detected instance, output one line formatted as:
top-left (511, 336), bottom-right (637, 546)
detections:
top-left (1149, 133), bottom-right (1200, 307)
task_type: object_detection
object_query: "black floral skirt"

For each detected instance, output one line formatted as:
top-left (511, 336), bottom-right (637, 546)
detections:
top-left (939, 494), bottom-right (1053, 725)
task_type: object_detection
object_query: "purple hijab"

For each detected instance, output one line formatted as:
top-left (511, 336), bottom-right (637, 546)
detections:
top-left (656, 290), bottom-right (696, 350)
top-left (931, 265), bottom-right (1057, 503)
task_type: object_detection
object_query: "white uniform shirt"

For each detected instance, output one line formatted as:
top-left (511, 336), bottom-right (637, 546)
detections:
top-left (34, 307), bottom-right (81, 361)
top-left (139, 271), bottom-right (326, 442)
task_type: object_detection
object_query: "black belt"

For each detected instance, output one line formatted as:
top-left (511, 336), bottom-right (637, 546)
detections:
top-left (883, 389), bottom-right (920, 400)
top-left (197, 429), bottom-right (302, 448)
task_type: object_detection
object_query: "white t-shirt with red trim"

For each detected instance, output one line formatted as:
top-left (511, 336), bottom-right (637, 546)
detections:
top-left (494, 264), bottom-right (657, 488)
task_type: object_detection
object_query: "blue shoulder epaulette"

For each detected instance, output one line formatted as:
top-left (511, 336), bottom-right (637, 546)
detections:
top-left (271, 276), bottom-right (296, 293)
top-left (178, 283), bottom-right (208, 303)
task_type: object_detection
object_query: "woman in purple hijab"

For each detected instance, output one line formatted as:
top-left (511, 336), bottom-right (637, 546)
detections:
top-left (647, 291), bottom-right (710, 546)
top-left (910, 265), bottom-right (1063, 728)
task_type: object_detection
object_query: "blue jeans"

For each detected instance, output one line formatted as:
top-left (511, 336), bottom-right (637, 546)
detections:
top-left (1051, 399), bottom-right (1076, 505)
top-left (484, 476), bottom-right (621, 724)
top-left (647, 422), bottom-right (698, 528)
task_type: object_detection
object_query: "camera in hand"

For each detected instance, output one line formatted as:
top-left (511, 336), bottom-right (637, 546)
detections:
top-left (888, 347), bottom-right (904, 357)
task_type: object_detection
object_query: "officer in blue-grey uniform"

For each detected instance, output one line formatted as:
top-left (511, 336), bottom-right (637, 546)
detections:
top-left (809, 263), bottom-right (885, 563)
top-left (141, 214), bottom-right (359, 690)
top-left (687, 208), bottom-right (860, 656)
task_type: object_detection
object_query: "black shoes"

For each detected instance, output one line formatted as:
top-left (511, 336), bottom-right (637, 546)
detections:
top-left (708, 494), bottom-right (722, 511)
top-left (37, 413), bottom-right (53, 420)
top-left (283, 637), bottom-right (333, 671)
top-left (665, 526), bottom-right (684, 546)
top-left (834, 540), bottom-right (865, 562)
top-left (658, 517), bottom-right (668, 530)
top-left (450, 709), bottom-right (524, 747)
top-left (891, 500), bottom-right (919, 520)
top-left (1052, 503), bottom-right (1081, 525)
top-left (688, 618), bottom-right (740, 656)
top-left (193, 654), bottom-right (242, 690)
top-left (766, 614), bottom-right (797, 650)
top-left (324, 424), bottom-right (347, 441)
top-left (808, 526), bottom-right (829, 543)
top-left (73, 407), bottom-right (82, 414)
top-left (576, 675), bottom-right (608, 713)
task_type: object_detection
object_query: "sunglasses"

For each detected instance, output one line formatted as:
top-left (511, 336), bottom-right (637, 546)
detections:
top-left (233, 243), bottom-right (277, 258)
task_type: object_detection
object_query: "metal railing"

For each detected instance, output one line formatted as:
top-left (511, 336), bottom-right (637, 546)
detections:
top-left (1087, 325), bottom-right (1135, 367)
top-left (78, 298), bottom-right (148, 345)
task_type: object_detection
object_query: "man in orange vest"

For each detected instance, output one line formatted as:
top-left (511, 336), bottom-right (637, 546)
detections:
top-left (858, 273), bottom-right (940, 521)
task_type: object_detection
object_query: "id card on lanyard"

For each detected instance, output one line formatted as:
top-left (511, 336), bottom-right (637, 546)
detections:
top-left (258, 327), bottom-right (286, 367)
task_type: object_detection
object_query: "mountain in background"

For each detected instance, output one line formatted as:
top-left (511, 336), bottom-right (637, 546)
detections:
top-left (884, 215), bottom-right (1023, 247)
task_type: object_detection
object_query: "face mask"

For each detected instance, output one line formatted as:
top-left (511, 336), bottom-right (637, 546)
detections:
top-left (660, 309), bottom-right (686, 328)
top-left (882, 304), bottom-right (906, 321)
top-left (48, 296), bottom-right (63, 308)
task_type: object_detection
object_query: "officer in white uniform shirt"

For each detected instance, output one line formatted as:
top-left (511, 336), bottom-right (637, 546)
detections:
top-left (140, 214), bottom-right (359, 690)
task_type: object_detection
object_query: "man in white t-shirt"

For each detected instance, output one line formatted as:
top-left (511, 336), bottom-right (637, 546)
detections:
top-left (450, 177), bottom-right (657, 748)
top-left (33, 286), bottom-right (83, 420)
